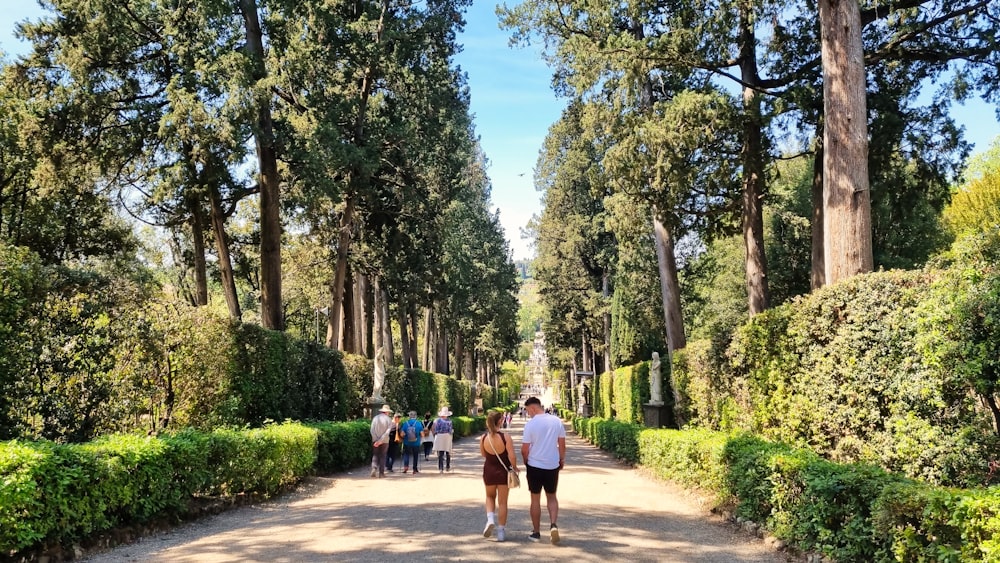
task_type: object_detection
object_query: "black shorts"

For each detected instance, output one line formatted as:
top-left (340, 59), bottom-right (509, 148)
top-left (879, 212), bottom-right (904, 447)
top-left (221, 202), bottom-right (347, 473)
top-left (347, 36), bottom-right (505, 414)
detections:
top-left (526, 464), bottom-right (560, 494)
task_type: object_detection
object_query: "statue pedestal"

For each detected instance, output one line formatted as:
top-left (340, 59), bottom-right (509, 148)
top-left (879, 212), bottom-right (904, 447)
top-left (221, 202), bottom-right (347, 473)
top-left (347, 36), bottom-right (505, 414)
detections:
top-left (365, 398), bottom-right (384, 419)
top-left (642, 402), bottom-right (668, 428)
top-left (578, 404), bottom-right (592, 417)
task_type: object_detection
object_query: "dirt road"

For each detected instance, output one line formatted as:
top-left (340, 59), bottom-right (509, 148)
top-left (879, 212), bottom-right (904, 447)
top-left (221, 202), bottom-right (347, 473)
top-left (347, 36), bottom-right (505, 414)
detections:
top-left (82, 418), bottom-right (799, 562)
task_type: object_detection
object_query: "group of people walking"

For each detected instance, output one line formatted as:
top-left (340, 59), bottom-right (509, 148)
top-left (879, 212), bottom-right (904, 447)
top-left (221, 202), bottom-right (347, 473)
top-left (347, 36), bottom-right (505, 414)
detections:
top-left (370, 406), bottom-right (456, 477)
top-left (371, 396), bottom-right (566, 544)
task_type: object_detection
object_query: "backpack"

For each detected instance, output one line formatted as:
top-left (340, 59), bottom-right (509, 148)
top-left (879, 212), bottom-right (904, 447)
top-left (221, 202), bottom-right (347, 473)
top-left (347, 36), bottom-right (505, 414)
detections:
top-left (404, 420), bottom-right (419, 442)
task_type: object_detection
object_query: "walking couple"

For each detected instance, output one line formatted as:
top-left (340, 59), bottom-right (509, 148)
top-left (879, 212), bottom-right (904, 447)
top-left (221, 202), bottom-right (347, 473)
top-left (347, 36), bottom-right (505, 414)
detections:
top-left (480, 396), bottom-right (566, 544)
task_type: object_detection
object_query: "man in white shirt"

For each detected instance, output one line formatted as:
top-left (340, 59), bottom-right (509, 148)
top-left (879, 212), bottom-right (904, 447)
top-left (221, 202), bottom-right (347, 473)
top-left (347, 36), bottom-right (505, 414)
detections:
top-left (369, 404), bottom-right (394, 478)
top-left (520, 396), bottom-right (566, 544)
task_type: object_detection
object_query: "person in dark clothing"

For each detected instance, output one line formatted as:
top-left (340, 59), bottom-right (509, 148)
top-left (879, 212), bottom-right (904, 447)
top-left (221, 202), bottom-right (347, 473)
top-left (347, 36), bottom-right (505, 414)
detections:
top-left (386, 413), bottom-right (402, 472)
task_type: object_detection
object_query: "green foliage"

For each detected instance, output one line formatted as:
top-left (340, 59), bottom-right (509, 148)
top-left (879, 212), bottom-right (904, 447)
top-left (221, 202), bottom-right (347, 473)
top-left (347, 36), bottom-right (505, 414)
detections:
top-left (308, 421), bottom-right (371, 473)
top-left (675, 268), bottom-right (1000, 487)
top-left (0, 422), bottom-right (319, 556)
top-left (577, 422), bottom-right (1000, 562)
top-left (637, 427), bottom-right (729, 494)
top-left (944, 168), bottom-right (1000, 241)
top-left (571, 416), bottom-right (641, 464)
top-left (612, 363), bottom-right (649, 425)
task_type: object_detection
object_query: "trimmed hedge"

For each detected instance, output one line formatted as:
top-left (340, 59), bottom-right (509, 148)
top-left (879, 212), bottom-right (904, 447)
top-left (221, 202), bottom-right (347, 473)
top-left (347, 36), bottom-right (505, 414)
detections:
top-left (675, 269), bottom-right (1000, 487)
top-left (572, 416), bottom-right (1000, 562)
top-left (1, 415), bottom-right (486, 558)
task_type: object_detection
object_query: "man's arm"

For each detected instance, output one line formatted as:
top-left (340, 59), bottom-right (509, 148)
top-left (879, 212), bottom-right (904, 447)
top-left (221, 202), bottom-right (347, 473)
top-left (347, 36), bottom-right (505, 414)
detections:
top-left (558, 437), bottom-right (566, 469)
top-left (521, 441), bottom-right (530, 467)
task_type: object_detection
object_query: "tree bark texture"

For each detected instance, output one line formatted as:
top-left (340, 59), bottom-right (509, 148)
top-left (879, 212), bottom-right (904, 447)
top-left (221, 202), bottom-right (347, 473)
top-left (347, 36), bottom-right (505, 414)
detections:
top-left (811, 140), bottom-right (826, 289)
top-left (454, 333), bottom-right (464, 379)
top-left (408, 304), bottom-right (419, 371)
top-left (379, 282), bottom-right (394, 366)
top-left (188, 194), bottom-right (208, 306)
top-left (652, 209), bottom-right (687, 353)
top-left (397, 305), bottom-right (412, 370)
top-left (208, 185), bottom-right (242, 321)
top-left (423, 306), bottom-right (435, 371)
top-left (342, 267), bottom-right (356, 353)
top-left (819, 0), bottom-right (874, 285)
top-left (327, 196), bottom-right (355, 348)
top-left (239, 0), bottom-right (283, 330)
top-left (358, 273), bottom-right (371, 356)
top-left (739, 2), bottom-right (770, 315)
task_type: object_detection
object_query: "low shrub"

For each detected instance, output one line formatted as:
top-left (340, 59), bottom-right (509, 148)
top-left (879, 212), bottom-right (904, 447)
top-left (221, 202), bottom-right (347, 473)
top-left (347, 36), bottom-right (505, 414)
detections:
top-left (578, 422), bottom-right (1000, 563)
top-left (0, 422), bottom-right (318, 556)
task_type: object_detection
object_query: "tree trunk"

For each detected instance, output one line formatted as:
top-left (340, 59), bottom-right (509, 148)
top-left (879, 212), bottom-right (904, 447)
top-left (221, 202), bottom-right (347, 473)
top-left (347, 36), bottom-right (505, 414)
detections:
top-left (739, 2), bottom-right (770, 315)
top-left (327, 195), bottom-right (355, 349)
top-left (811, 139), bottom-right (826, 289)
top-left (423, 306), bottom-right (434, 371)
top-left (819, 0), bottom-right (873, 284)
top-left (454, 333), bottom-right (464, 379)
top-left (408, 304), bottom-right (419, 371)
top-left (438, 324), bottom-right (449, 375)
top-left (398, 304), bottom-right (412, 370)
top-left (652, 209), bottom-right (687, 352)
top-left (373, 276), bottom-right (385, 359)
top-left (361, 276), bottom-right (375, 357)
top-left (239, 0), bottom-right (282, 330)
top-left (342, 266), bottom-right (356, 353)
top-left (603, 270), bottom-right (612, 374)
top-left (208, 185), bottom-right (242, 320)
top-left (188, 195), bottom-right (208, 306)
top-left (353, 272), bottom-right (370, 356)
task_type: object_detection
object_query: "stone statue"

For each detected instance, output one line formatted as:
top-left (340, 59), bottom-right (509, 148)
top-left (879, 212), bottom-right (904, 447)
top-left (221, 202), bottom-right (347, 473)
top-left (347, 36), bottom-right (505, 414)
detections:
top-left (372, 345), bottom-right (386, 401)
top-left (649, 351), bottom-right (664, 406)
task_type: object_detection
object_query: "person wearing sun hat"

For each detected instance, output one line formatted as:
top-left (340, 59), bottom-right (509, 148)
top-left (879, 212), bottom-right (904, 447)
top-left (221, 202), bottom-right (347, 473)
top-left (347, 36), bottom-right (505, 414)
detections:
top-left (432, 406), bottom-right (455, 473)
top-left (369, 404), bottom-right (394, 478)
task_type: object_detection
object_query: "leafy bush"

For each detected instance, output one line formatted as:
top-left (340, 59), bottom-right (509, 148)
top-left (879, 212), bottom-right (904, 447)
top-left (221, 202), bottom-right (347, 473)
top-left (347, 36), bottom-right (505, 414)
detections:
top-left (676, 269), bottom-right (1000, 486)
top-left (1, 422), bottom-right (320, 556)
top-left (582, 423), bottom-right (1000, 562)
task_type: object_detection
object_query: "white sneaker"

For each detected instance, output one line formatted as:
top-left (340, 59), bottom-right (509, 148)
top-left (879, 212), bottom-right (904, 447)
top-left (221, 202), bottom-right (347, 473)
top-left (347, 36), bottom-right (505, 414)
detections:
top-left (496, 527), bottom-right (506, 542)
top-left (483, 522), bottom-right (495, 538)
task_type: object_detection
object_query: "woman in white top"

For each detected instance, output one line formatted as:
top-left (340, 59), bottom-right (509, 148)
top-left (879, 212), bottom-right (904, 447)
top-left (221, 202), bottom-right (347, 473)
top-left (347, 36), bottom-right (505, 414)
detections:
top-left (432, 406), bottom-right (455, 472)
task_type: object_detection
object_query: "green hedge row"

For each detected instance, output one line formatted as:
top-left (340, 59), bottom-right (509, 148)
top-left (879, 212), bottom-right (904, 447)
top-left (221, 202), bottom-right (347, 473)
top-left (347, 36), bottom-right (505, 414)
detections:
top-left (570, 415), bottom-right (1000, 562)
top-left (0, 294), bottom-right (494, 442)
top-left (2, 416), bottom-right (486, 558)
top-left (673, 269), bottom-right (1000, 487)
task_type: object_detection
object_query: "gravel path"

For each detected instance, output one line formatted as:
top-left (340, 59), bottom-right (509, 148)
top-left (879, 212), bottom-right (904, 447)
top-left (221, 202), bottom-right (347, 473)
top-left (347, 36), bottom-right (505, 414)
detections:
top-left (82, 418), bottom-right (801, 562)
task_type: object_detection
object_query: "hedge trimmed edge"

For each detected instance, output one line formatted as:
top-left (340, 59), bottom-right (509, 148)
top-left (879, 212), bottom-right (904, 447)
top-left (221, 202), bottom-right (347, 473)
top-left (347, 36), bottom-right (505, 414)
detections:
top-left (571, 415), bottom-right (1000, 562)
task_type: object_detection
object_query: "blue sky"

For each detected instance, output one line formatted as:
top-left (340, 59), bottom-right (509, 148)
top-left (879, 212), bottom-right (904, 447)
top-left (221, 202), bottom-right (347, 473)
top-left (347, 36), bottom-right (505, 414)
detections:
top-left (2, 2), bottom-right (998, 262)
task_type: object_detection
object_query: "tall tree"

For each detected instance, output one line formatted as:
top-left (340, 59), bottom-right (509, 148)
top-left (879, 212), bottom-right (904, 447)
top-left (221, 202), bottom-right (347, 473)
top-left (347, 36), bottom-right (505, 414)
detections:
top-left (239, 0), bottom-right (283, 329)
top-left (819, 0), bottom-right (872, 283)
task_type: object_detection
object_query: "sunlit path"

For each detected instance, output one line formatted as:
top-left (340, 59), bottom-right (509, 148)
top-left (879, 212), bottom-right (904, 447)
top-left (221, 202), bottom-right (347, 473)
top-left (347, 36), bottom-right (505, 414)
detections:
top-left (83, 418), bottom-right (799, 563)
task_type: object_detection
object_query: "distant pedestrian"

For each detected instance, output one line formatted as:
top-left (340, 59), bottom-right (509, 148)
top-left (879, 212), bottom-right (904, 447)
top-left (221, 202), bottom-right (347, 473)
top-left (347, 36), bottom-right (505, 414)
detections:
top-left (369, 404), bottom-right (395, 478)
top-left (521, 396), bottom-right (566, 544)
top-left (400, 411), bottom-right (424, 474)
top-left (421, 411), bottom-right (434, 460)
top-left (432, 406), bottom-right (455, 473)
top-left (480, 410), bottom-right (518, 542)
top-left (386, 413), bottom-right (402, 472)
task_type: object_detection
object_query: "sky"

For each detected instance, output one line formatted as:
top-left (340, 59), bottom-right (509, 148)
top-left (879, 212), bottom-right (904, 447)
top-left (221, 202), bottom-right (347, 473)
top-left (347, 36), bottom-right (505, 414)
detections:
top-left (2, 2), bottom-right (998, 262)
